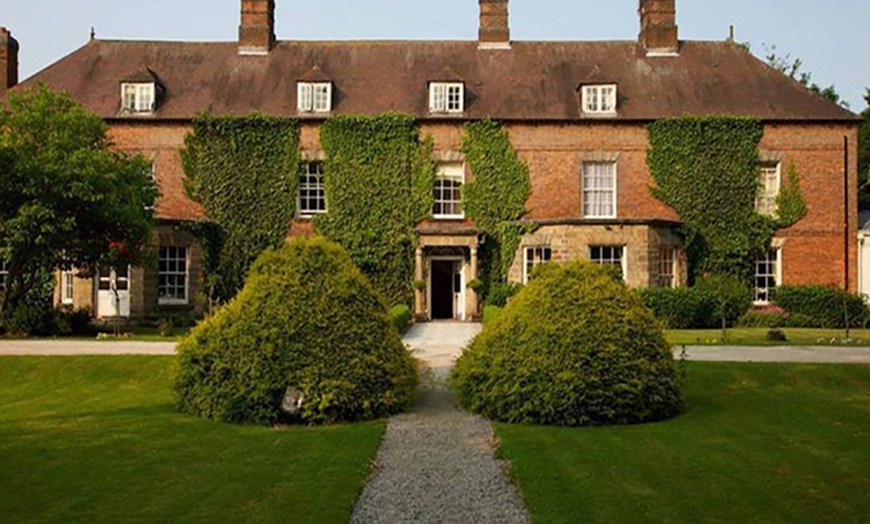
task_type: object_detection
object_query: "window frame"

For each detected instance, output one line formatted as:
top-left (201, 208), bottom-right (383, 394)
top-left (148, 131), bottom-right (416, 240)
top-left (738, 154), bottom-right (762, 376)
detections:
top-left (121, 83), bottom-right (156, 113)
top-left (429, 82), bottom-right (465, 114)
top-left (61, 270), bottom-right (74, 305)
top-left (297, 82), bottom-right (333, 113)
top-left (523, 246), bottom-right (553, 284)
top-left (755, 162), bottom-right (782, 217)
top-left (589, 245), bottom-right (626, 280)
top-left (754, 247), bottom-right (782, 305)
top-left (0, 259), bottom-right (8, 292)
top-left (158, 246), bottom-right (189, 306)
top-left (657, 246), bottom-right (677, 288)
top-left (582, 84), bottom-right (618, 116)
top-left (582, 161), bottom-right (618, 219)
top-left (297, 160), bottom-right (327, 218)
top-left (432, 162), bottom-right (465, 220)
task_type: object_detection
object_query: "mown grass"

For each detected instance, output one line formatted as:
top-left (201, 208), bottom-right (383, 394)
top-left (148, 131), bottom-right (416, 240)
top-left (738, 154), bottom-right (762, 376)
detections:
top-left (496, 362), bottom-right (870, 523)
top-left (0, 357), bottom-right (384, 523)
top-left (665, 327), bottom-right (870, 346)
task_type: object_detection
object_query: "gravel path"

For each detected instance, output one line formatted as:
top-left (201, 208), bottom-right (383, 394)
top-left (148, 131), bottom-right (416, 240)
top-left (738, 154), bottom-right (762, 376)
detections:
top-left (677, 345), bottom-right (870, 363)
top-left (351, 323), bottom-right (529, 524)
top-left (0, 339), bottom-right (176, 356)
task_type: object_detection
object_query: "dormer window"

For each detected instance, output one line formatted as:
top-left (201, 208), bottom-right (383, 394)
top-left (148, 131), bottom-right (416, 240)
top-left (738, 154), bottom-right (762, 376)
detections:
top-left (297, 82), bottom-right (332, 113)
top-left (582, 84), bottom-right (617, 116)
top-left (429, 82), bottom-right (464, 114)
top-left (122, 83), bottom-right (156, 113)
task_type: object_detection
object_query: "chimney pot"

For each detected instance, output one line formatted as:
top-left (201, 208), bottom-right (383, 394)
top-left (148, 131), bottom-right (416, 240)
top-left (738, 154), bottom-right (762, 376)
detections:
top-left (0, 27), bottom-right (19, 96)
top-left (639, 0), bottom-right (679, 55)
top-left (479, 0), bottom-right (510, 49)
top-left (239, 0), bottom-right (276, 55)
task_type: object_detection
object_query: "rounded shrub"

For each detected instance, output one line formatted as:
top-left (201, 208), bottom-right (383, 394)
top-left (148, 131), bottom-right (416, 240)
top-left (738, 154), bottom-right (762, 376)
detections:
top-left (451, 261), bottom-right (682, 427)
top-left (174, 237), bottom-right (418, 426)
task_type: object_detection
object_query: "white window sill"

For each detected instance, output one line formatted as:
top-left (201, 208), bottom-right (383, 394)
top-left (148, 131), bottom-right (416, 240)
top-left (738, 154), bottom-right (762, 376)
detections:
top-left (433, 214), bottom-right (466, 220)
top-left (159, 299), bottom-right (189, 306)
top-left (297, 211), bottom-right (327, 219)
top-left (582, 112), bottom-right (618, 118)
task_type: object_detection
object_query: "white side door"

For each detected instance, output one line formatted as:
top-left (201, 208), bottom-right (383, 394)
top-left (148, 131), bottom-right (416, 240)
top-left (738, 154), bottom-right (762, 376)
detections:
top-left (452, 261), bottom-right (465, 321)
top-left (860, 237), bottom-right (870, 301)
top-left (97, 266), bottom-right (131, 318)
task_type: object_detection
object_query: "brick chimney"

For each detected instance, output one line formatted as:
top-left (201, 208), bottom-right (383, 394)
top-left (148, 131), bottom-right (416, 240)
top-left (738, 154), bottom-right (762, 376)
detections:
top-left (239, 0), bottom-right (276, 55)
top-left (479, 0), bottom-right (510, 49)
top-left (0, 27), bottom-right (19, 97)
top-left (639, 0), bottom-right (679, 55)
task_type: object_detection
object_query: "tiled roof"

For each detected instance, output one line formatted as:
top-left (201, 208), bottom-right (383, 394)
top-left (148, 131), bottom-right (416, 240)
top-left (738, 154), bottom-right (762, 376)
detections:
top-left (18, 39), bottom-right (859, 122)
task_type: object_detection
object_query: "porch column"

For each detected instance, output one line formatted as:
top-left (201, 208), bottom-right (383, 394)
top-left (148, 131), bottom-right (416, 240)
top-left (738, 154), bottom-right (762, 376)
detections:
top-left (415, 247), bottom-right (425, 320)
top-left (469, 246), bottom-right (479, 320)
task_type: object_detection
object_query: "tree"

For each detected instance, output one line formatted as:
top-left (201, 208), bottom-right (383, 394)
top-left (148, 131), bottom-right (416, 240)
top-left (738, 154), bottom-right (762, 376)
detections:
top-left (0, 85), bottom-right (157, 330)
top-left (764, 45), bottom-right (849, 108)
top-left (860, 89), bottom-right (870, 209)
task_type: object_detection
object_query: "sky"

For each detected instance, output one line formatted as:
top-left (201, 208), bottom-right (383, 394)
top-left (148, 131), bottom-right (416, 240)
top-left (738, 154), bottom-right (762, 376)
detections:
top-left (3, 0), bottom-right (868, 110)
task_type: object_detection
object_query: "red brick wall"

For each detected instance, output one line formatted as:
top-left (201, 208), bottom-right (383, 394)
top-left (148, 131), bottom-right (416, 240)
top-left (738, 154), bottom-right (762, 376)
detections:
top-left (762, 124), bottom-right (859, 291)
top-left (111, 119), bottom-right (861, 292)
top-left (109, 123), bottom-right (203, 222)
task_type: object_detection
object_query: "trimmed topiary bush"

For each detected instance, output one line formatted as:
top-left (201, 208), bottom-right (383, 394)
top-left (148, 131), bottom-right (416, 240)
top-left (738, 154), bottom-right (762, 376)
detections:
top-left (451, 261), bottom-right (682, 427)
top-left (174, 237), bottom-right (418, 426)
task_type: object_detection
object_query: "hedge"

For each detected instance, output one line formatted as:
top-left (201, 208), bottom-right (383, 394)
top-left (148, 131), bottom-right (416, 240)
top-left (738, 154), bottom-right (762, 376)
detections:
top-left (639, 276), bottom-right (751, 330)
top-left (771, 286), bottom-right (869, 329)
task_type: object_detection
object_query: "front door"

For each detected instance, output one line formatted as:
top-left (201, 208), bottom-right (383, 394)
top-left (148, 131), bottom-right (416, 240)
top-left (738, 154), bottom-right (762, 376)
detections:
top-left (430, 259), bottom-right (464, 320)
top-left (97, 266), bottom-right (130, 318)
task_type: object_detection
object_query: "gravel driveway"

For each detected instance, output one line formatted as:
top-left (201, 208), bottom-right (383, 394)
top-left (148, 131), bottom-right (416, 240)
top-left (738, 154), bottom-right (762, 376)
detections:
top-left (351, 322), bottom-right (529, 524)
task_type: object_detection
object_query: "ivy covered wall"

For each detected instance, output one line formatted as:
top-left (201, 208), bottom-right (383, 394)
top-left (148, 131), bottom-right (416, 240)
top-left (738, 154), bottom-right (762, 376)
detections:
top-left (182, 114), bottom-right (300, 305)
top-left (315, 114), bottom-right (435, 307)
top-left (648, 116), bottom-right (806, 282)
top-left (461, 120), bottom-right (533, 303)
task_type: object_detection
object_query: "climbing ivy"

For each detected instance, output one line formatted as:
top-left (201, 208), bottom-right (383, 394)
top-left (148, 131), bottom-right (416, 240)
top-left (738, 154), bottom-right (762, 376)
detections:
top-left (648, 116), bottom-right (806, 282)
top-left (461, 120), bottom-right (533, 303)
top-left (315, 113), bottom-right (435, 307)
top-left (181, 113), bottom-right (300, 305)
top-left (775, 163), bottom-right (808, 228)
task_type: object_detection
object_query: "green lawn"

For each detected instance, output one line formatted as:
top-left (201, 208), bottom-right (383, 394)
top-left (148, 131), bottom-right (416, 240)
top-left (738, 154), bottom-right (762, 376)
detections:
top-left (665, 327), bottom-right (870, 346)
top-left (496, 363), bottom-right (870, 523)
top-left (0, 357), bottom-right (384, 523)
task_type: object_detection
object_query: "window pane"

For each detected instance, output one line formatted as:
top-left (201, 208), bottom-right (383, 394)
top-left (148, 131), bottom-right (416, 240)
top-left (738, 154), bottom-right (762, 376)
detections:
top-left (754, 249), bottom-right (778, 303)
top-left (583, 162), bottom-right (616, 218)
top-left (657, 247), bottom-right (676, 287)
top-left (525, 247), bottom-right (552, 283)
top-left (755, 163), bottom-right (780, 216)
top-left (297, 83), bottom-right (314, 112)
top-left (590, 245), bottom-right (624, 279)
top-left (298, 161), bottom-right (327, 216)
top-left (158, 246), bottom-right (188, 303)
top-left (433, 163), bottom-right (464, 217)
top-left (0, 259), bottom-right (7, 291)
top-left (430, 84), bottom-right (446, 112)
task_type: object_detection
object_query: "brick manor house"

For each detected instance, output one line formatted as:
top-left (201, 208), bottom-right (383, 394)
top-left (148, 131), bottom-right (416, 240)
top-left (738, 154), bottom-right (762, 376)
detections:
top-left (0, 0), bottom-right (860, 321)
